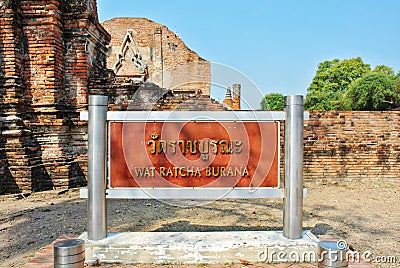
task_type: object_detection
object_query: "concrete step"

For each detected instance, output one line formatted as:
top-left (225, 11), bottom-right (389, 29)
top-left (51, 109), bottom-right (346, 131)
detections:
top-left (80, 231), bottom-right (318, 265)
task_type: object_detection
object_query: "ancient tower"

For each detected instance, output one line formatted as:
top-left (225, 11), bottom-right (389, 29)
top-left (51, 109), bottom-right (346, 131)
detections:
top-left (223, 84), bottom-right (241, 110)
top-left (102, 18), bottom-right (211, 95)
top-left (0, 0), bottom-right (110, 193)
top-left (223, 87), bottom-right (233, 108)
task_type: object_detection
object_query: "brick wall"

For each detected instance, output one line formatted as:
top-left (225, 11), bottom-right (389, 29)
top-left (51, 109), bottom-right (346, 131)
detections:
top-left (304, 111), bottom-right (400, 181)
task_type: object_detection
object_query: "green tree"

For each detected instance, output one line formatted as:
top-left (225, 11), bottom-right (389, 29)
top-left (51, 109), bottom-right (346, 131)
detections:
top-left (347, 72), bottom-right (398, 110)
top-left (393, 72), bottom-right (400, 89)
top-left (373, 65), bottom-right (395, 76)
top-left (390, 74), bottom-right (400, 107)
top-left (305, 57), bottom-right (371, 110)
top-left (260, 93), bottom-right (284, 111)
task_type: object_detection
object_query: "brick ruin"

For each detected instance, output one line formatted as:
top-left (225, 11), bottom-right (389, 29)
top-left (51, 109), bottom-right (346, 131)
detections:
top-left (101, 17), bottom-right (240, 111)
top-left (223, 84), bottom-right (241, 110)
top-left (1, 1), bottom-right (398, 194)
top-left (102, 17), bottom-right (211, 96)
top-left (0, 0), bottom-right (230, 193)
top-left (0, 0), bottom-right (111, 193)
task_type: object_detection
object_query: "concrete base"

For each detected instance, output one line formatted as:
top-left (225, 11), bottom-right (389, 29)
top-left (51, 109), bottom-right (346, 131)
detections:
top-left (80, 231), bottom-right (319, 265)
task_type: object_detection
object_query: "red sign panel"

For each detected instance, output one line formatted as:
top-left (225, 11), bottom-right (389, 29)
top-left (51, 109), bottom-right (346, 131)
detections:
top-left (109, 122), bottom-right (279, 188)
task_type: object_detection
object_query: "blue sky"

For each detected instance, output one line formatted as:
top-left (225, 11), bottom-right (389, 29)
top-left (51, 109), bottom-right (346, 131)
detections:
top-left (98, 0), bottom-right (400, 101)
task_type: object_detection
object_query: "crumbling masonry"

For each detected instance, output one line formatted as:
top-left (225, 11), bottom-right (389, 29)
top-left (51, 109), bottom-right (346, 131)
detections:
top-left (0, 0), bottom-right (113, 193)
top-left (0, 0), bottom-right (224, 193)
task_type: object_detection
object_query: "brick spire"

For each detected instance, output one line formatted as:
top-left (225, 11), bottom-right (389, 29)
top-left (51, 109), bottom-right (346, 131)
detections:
top-left (223, 87), bottom-right (233, 108)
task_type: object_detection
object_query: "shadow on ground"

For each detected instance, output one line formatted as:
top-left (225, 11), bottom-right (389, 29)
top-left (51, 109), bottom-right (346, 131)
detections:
top-left (2, 181), bottom-right (399, 267)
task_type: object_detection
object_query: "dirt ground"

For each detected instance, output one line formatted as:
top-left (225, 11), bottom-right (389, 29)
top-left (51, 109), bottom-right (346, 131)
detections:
top-left (0, 179), bottom-right (399, 267)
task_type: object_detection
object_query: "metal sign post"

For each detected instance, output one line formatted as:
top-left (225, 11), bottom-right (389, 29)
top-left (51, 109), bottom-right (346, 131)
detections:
top-left (283, 95), bottom-right (304, 239)
top-left (87, 95), bottom-right (108, 240)
top-left (83, 95), bottom-right (306, 241)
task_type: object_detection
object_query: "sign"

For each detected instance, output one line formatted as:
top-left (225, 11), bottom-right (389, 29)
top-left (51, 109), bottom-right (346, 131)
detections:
top-left (109, 121), bottom-right (279, 188)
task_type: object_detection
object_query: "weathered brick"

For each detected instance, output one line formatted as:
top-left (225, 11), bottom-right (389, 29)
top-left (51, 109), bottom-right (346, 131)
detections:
top-left (102, 18), bottom-right (210, 96)
top-left (0, 1), bottom-right (108, 193)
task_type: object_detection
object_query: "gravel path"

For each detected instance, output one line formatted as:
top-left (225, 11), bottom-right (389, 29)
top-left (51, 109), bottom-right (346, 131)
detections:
top-left (0, 179), bottom-right (399, 267)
